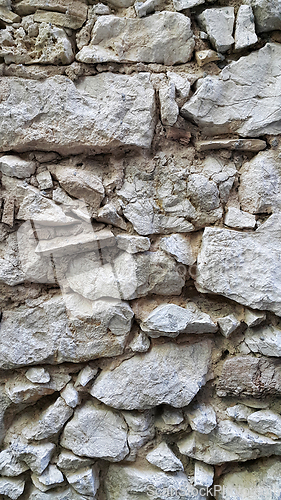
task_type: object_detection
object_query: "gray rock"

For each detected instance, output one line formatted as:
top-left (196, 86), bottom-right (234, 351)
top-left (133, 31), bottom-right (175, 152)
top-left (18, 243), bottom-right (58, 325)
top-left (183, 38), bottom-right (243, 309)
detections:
top-left (185, 404), bottom-right (217, 434)
top-left (36, 171), bottom-right (53, 191)
top-left (159, 233), bottom-right (197, 266)
top-left (226, 404), bottom-right (253, 422)
top-left (195, 139), bottom-right (267, 152)
top-left (116, 235), bottom-right (150, 254)
top-left (22, 397), bottom-right (73, 441)
top-left (97, 204), bottom-right (127, 230)
top-left (17, 191), bottom-right (77, 226)
top-left (224, 207), bottom-right (256, 229)
top-left (239, 151), bottom-right (281, 214)
top-left (74, 366), bottom-right (98, 388)
top-left (76, 13), bottom-right (194, 66)
top-left (0, 155), bottom-right (36, 179)
top-left (134, 0), bottom-right (159, 17)
top-left (61, 401), bottom-right (128, 461)
top-left (56, 451), bottom-right (94, 472)
top-left (248, 0), bottom-right (281, 33)
top-left (128, 329), bottom-right (150, 354)
top-left (166, 71), bottom-right (191, 99)
top-left (32, 465), bottom-right (64, 492)
top-left (194, 461), bottom-right (214, 488)
top-left (14, 0), bottom-right (88, 29)
top-left (140, 303), bottom-right (217, 337)
top-left (146, 442), bottom-right (183, 472)
top-left (197, 7), bottom-right (235, 52)
top-left (173, 0), bottom-right (205, 11)
top-left (5, 370), bottom-right (71, 404)
top-left (217, 356), bottom-right (281, 398)
top-left (195, 214), bottom-right (281, 316)
top-left (0, 449), bottom-right (29, 477)
top-left (0, 73), bottom-right (156, 155)
top-left (0, 295), bottom-right (133, 368)
top-left (247, 410), bottom-right (281, 439)
top-left (91, 341), bottom-right (212, 409)
top-left (217, 315), bottom-right (241, 338)
top-left (64, 466), bottom-right (99, 496)
top-left (122, 410), bottom-right (155, 461)
top-left (159, 83), bottom-right (179, 127)
top-left (25, 368), bottom-right (51, 384)
top-left (181, 43), bottom-right (281, 137)
top-left (245, 325), bottom-right (281, 356)
top-left (0, 477), bottom-right (25, 500)
top-left (104, 463), bottom-right (207, 500)
top-left (11, 442), bottom-right (56, 475)
top-left (28, 485), bottom-right (90, 500)
top-left (244, 309), bottom-right (266, 327)
top-left (235, 5), bottom-right (257, 50)
top-left (60, 383), bottom-right (80, 409)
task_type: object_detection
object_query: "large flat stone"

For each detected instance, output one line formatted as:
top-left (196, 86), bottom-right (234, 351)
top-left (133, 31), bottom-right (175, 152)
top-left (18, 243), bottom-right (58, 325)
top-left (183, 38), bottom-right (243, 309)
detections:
top-left (91, 341), bottom-right (212, 409)
top-left (195, 214), bottom-right (281, 316)
top-left (76, 12), bottom-right (194, 65)
top-left (181, 43), bottom-right (281, 137)
top-left (0, 73), bottom-right (156, 155)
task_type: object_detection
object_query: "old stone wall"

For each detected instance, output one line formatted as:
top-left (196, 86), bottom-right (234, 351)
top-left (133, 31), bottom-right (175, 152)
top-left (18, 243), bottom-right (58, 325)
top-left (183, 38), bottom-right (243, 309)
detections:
top-left (0, 0), bottom-right (281, 498)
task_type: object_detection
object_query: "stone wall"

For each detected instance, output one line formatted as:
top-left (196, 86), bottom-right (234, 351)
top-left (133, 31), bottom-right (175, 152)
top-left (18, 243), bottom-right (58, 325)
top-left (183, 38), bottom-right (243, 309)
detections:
top-left (0, 0), bottom-right (281, 498)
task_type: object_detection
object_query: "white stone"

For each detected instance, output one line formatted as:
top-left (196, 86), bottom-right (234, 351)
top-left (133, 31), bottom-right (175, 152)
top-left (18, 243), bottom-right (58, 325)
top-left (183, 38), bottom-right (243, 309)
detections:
top-left (56, 451), bottom-right (94, 471)
top-left (76, 13), bottom-right (194, 66)
top-left (36, 171), bottom-right (53, 190)
top-left (244, 309), bottom-right (266, 327)
top-left (140, 303), bottom-right (217, 337)
top-left (14, 0), bottom-right (88, 28)
top-left (198, 7), bottom-right (235, 52)
top-left (17, 191), bottom-right (77, 226)
top-left (239, 151), bottom-right (281, 214)
top-left (25, 368), bottom-right (51, 384)
top-left (226, 404), bottom-right (253, 422)
top-left (91, 341), bottom-right (212, 410)
top-left (75, 366), bottom-right (98, 388)
top-left (245, 325), bottom-right (281, 356)
top-left (224, 207), bottom-right (256, 229)
top-left (28, 485), bottom-right (89, 500)
top-left (61, 383), bottom-right (80, 408)
top-left (32, 465), bottom-right (64, 492)
top-left (194, 461), bottom-right (214, 488)
top-left (235, 5), bottom-right (257, 50)
top-left (65, 465), bottom-right (99, 496)
top-left (186, 404), bottom-right (217, 434)
top-left (247, 410), bottom-right (281, 439)
top-left (11, 442), bottom-right (56, 475)
top-left (97, 204), bottom-right (126, 229)
top-left (181, 44), bottom-right (281, 137)
top-left (166, 71), bottom-right (191, 99)
top-left (0, 155), bottom-right (35, 179)
top-left (105, 463), bottom-right (207, 500)
top-left (116, 234), bottom-right (150, 254)
top-left (134, 0), bottom-right (159, 17)
top-left (0, 477), bottom-right (25, 500)
top-left (159, 233), bottom-right (196, 265)
top-left (122, 410), bottom-right (155, 461)
top-left (0, 73), bottom-right (156, 154)
top-left (195, 214), bottom-right (281, 316)
top-left (159, 83), bottom-right (179, 127)
top-left (146, 442), bottom-right (183, 472)
top-left (195, 49), bottom-right (220, 67)
top-left (0, 449), bottom-right (29, 477)
top-left (61, 400), bottom-right (129, 461)
top-left (217, 314), bottom-right (240, 338)
top-left (128, 329), bottom-right (150, 353)
top-left (248, 0), bottom-right (281, 33)
top-left (22, 397), bottom-right (73, 441)
top-left (173, 0), bottom-right (205, 11)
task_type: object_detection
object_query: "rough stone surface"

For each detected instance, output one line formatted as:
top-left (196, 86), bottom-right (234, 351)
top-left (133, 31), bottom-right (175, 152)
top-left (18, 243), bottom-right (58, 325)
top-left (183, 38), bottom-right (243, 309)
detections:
top-left (248, 0), bottom-right (281, 33)
top-left (185, 404), bottom-right (217, 434)
top-left (146, 442), bottom-right (183, 472)
top-left (234, 5), bottom-right (257, 50)
top-left (198, 7), bottom-right (235, 52)
top-left (91, 341), bottom-right (212, 409)
top-left (247, 410), bottom-right (281, 439)
top-left (245, 325), bottom-right (281, 357)
top-left (217, 314), bottom-right (240, 338)
top-left (0, 155), bottom-right (36, 178)
top-left (224, 207), bottom-right (256, 229)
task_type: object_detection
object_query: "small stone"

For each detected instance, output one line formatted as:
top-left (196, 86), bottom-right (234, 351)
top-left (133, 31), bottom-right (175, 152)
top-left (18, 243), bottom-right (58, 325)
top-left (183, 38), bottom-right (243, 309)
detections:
top-left (247, 410), bottom-right (281, 439)
top-left (159, 233), bottom-right (196, 266)
top-left (75, 366), bottom-right (98, 388)
top-left (146, 442), bottom-right (183, 472)
top-left (249, 0), bottom-right (281, 33)
top-left (33, 9), bottom-right (86, 30)
top-left (0, 155), bottom-right (36, 178)
top-left (65, 465), bottom-right (99, 496)
top-left (235, 5), bottom-right (258, 50)
top-left (0, 449), bottom-right (29, 477)
top-left (194, 461), bottom-right (214, 488)
top-left (195, 49), bottom-right (219, 67)
top-left (128, 329), bottom-right (150, 353)
top-left (56, 451), bottom-right (94, 471)
top-left (116, 234), bottom-right (150, 254)
top-left (159, 82), bottom-right (179, 127)
top-left (2, 196), bottom-right (14, 227)
top-left (198, 7), bottom-right (235, 52)
top-left (22, 397), bottom-right (73, 441)
top-left (186, 404), bottom-right (217, 434)
top-left (0, 477), bottom-right (25, 500)
top-left (17, 190), bottom-right (77, 226)
top-left (0, 6), bottom-right (20, 23)
top-left (11, 442), bottom-right (55, 475)
top-left (226, 404), bottom-right (253, 422)
top-left (224, 207), bottom-right (256, 229)
top-left (134, 0), bottom-right (158, 17)
top-left (122, 410), bottom-right (155, 461)
top-left (173, 0), bottom-right (205, 10)
top-left (217, 314), bottom-right (241, 338)
top-left (97, 204), bottom-right (127, 229)
top-left (195, 139), bottom-right (267, 152)
top-left (5, 370), bottom-right (71, 404)
top-left (245, 325), bottom-right (281, 357)
top-left (162, 407), bottom-right (184, 426)
top-left (25, 368), bottom-right (51, 384)
top-left (32, 465), bottom-right (64, 492)
top-left (36, 171), bottom-right (53, 190)
top-left (244, 309), bottom-right (266, 327)
top-left (61, 383), bottom-right (81, 408)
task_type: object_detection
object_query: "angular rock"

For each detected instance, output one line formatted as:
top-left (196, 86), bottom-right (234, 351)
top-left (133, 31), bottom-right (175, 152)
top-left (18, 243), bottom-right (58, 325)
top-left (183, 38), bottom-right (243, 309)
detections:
top-left (36, 171), bottom-right (53, 191)
top-left (116, 234), bottom-right (150, 254)
top-left (17, 191), bottom-right (77, 226)
top-left (22, 397), bottom-right (73, 441)
top-left (0, 155), bottom-right (36, 178)
top-left (140, 303), bottom-right (217, 337)
top-left (217, 356), bottom-right (281, 398)
top-left (248, 0), bottom-right (281, 33)
top-left (66, 250), bottom-right (186, 301)
top-left (197, 7), bottom-right (235, 52)
top-left (244, 308), bottom-right (266, 327)
top-left (28, 485), bottom-right (89, 500)
top-left (60, 400), bottom-right (129, 461)
top-left (91, 341), bottom-right (212, 409)
top-left (146, 442), bottom-right (183, 472)
top-left (159, 83), bottom-right (178, 127)
top-left (181, 44), bottom-right (281, 137)
top-left (195, 214), bottom-right (281, 316)
top-left (195, 49), bottom-right (220, 67)
top-left (178, 420), bottom-right (281, 464)
top-left (5, 370), bottom-right (71, 404)
top-left (159, 233), bottom-right (196, 266)
top-left (56, 451), bottom-right (94, 471)
top-left (245, 325), bottom-right (281, 357)
top-left (0, 449), bottom-right (29, 477)
top-left (76, 13), bottom-right (194, 66)
top-left (217, 315), bottom-right (241, 338)
top-left (226, 404), bottom-right (253, 422)
top-left (173, 0), bottom-right (205, 11)
top-left (247, 410), bottom-right (281, 439)
top-left (0, 23), bottom-right (74, 65)
top-left (11, 442), bottom-right (56, 475)
top-left (239, 151), bottom-right (281, 214)
top-left (134, 0), bottom-right (159, 18)
top-left (105, 463), bottom-right (207, 500)
top-left (0, 477), bottom-right (25, 500)
top-left (14, 0), bottom-right (88, 29)
top-left (2, 196), bottom-right (14, 227)
top-left (194, 461), bottom-right (214, 488)
top-left (224, 207), bottom-right (256, 229)
top-left (0, 6), bottom-right (20, 23)
top-left (65, 466), bottom-right (99, 496)
top-left (235, 5), bottom-right (257, 50)
top-left (122, 410), bottom-right (155, 461)
top-left (25, 368), bottom-right (51, 384)
top-left (186, 404), bottom-right (217, 434)
top-left (74, 366), bottom-right (98, 388)
top-left (32, 465), bottom-right (64, 492)
top-left (60, 383), bottom-right (80, 409)
top-left (0, 73), bottom-right (156, 154)
top-left (166, 71), bottom-right (191, 99)
top-left (195, 139), bottom-right (267, 152)
top-left (128, 329), bottom-right (150, 354)
top-left (97, 204), bottom-right (127, 230)
top-left (0, 294), bottom-right (133, 369)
